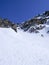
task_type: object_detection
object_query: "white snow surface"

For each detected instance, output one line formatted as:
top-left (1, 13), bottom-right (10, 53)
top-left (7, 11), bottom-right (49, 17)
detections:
top-left (36, 16), bottom-right (42, 19)
top-left (0, 28), bottom-right (49, 65)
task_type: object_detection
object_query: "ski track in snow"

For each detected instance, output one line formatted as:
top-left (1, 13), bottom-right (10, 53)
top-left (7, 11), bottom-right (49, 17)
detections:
top-left (0, 28), bottom-right (49, 65)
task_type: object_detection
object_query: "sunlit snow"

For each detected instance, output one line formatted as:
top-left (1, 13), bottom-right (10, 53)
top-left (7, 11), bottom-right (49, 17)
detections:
top-left (0, 28), bottom-right (49, 65)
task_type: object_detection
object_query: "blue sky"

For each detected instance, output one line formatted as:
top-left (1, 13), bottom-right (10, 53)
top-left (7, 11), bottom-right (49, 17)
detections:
top-left (0, 0), bottom-right (49, 23)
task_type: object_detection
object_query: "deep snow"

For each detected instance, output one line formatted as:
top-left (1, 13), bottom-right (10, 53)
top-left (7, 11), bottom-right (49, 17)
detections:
top-left (0, 28), bottom-right (49, 65)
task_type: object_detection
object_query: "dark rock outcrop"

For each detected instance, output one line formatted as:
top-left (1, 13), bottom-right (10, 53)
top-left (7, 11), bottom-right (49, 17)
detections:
top-left (43, 11), bottom-right (49, 16)
top-left (0, 18), bottom-right (17, 32)
top-left (20, 18), bottom-right (46, 32)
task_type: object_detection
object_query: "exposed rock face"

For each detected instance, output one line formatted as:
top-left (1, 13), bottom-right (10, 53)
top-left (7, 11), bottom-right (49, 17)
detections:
top-left (19, 11), bottom-right (49, 33)
top-left (20, 18), bottom-right (46, 32)
top-left (0, 18), bottom-right (17, 32)
top-left (11, 23), bottom-right (17, 32)
top-left (27, 24), bottom-right (45, 33)
top-left (43, 11), bottom-right (49, 16)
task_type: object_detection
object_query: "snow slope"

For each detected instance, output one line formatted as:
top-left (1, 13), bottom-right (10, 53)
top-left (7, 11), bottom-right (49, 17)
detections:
top-left (0, 28), bottom-right (49, 65)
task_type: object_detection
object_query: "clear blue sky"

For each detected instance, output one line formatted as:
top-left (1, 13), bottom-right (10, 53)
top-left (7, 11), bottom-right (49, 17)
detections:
top-left (0, 0), bottom-right (49, 23)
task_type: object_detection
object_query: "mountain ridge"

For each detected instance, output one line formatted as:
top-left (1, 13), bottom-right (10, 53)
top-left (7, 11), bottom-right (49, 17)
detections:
top-left (0, 11), bottom-right (49, 33)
